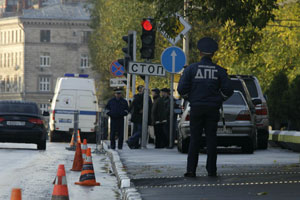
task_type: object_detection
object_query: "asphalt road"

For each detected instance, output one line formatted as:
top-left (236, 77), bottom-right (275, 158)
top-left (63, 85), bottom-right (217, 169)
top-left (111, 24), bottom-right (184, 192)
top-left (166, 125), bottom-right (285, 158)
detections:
top-left (119, 145), bottom-right (300, 200)
top-left (0, 142), bottom-right (119, 200)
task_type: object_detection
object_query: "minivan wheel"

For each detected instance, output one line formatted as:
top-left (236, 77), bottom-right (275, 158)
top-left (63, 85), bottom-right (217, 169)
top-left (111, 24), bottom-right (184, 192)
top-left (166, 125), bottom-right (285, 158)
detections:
top-left (257, 130), bottom-right (269, 149)
top-left (37, 140), bottom-right (46, 150)
top-left (177, 134), bottom-right (190, 153)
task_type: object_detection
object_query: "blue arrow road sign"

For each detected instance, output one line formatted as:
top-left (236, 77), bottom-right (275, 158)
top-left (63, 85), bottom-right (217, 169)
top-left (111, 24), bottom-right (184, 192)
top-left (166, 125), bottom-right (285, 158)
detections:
top-left (161, 46), bottom-right (186, 73)
top-left (110, 60), bottom-right (125, 77)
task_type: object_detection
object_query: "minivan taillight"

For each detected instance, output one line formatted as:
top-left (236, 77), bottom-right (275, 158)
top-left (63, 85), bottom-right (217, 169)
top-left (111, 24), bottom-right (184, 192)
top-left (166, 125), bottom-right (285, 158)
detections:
top-left (255, 104), bottom-right (268, 115)
top-left (28, 118), bottom-right (43, 125)
top-left (0, 117), bottom-right (4, 122)
top-left (236, 110), bottom-right (251, 121)
top-left (185, 114), bottom-right (190, 121)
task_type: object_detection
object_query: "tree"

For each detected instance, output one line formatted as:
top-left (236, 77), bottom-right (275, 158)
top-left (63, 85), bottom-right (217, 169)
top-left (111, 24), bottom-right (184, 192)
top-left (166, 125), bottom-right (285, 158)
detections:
top-left (266, 71), bottom-right (289, 130)
top-left (287, 75), bottom-right (300, 130)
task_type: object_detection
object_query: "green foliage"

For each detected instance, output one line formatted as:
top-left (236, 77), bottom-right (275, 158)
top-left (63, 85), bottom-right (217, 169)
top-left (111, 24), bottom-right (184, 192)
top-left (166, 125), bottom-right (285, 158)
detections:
top-left (266, 71), bottom-right (289, 129)
top-left (287, 75), bottom-right (300, 130)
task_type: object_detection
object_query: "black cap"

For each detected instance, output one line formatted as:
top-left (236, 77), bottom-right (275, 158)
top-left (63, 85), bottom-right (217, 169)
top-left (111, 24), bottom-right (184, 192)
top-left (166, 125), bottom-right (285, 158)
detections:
top-left (161, 88), bottom-right (170, 93)
top-left (197, 37), bottom-right (218, 54)
top-left (151, 88), bottom-right (160, 94)
top-left (114, 88), bottom-right (123, 93)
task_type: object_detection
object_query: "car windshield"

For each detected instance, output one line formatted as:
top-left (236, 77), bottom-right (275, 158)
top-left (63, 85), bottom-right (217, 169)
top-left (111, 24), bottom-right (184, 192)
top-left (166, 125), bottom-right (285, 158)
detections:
top-left (0, 103), bottom-right (38, 114)
top-left (224, 92), bottom-right (246, 106)
top-left (243, 79), bottom-right (259, 98)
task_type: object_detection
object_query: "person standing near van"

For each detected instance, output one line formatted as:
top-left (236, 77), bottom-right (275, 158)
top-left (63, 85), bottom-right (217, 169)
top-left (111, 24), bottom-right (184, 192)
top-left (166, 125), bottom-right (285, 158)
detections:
top-left (151, 88), bottom-right (168, 148)
top-left (178, 37), bottom-right (233, 177)
top-left (106, 88), bottom-right (129, 150)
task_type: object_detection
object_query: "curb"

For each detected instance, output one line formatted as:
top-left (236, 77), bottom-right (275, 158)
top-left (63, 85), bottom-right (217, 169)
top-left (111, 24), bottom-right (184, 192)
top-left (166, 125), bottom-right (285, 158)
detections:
top-left (103, 142), bottom-right (142, 200)
top-left (269, 130), bottom-right (300, 152)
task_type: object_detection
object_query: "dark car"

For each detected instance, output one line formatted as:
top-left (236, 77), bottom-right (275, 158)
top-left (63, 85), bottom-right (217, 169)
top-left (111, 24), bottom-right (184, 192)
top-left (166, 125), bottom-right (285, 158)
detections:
top-left (0, 100), bottom-right (47, 150)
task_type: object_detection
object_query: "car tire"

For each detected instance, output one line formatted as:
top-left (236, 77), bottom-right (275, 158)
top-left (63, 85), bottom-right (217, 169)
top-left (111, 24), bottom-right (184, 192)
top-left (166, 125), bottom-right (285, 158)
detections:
top-left (242, 139), bottom-right (254, 154)
top-left (177, 134), bottom-right (189, 153)
top-left (37, 140), bottom-right (46, 150)
top-left (257, 130), bottom-right (269, 149)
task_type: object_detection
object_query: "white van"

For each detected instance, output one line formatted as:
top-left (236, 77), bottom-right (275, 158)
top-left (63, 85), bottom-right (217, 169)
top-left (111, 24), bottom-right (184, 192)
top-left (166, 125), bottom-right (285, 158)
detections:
top-left (49, 74), bottom-right (98, 142)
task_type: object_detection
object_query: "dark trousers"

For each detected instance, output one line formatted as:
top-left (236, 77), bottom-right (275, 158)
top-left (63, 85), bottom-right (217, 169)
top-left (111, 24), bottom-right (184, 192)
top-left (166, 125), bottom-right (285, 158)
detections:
top-left (154, 123), bottom-right (167, 148)
top-left (164, 115), bottom-right (177, 148)
top-left (187, 106), bottom-right (220, 174)
top-left (110, 118), bottom-right (124, 149)
top-left (127, 123), bottom-right (142, 147)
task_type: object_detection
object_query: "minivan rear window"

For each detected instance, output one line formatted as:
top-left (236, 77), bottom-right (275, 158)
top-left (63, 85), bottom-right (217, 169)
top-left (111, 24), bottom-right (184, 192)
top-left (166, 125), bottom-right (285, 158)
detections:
top-left (224, 92), bottom-right (246, 106)
top-left (243, 79), bottom-right (258, 98)
top-left (0, 103), bottom-right (38, 114)
top-left (230, 79), bottom-right (246, 98)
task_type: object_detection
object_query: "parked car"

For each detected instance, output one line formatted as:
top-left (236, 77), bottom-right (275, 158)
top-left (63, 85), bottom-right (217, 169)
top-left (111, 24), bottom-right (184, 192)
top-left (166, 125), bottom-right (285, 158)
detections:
top-left (0, 100), bottom-right (47, 150)
top-left (230, 75), bottom-right (269, 149)
top-left (178, 89), bottom-right (258, 154)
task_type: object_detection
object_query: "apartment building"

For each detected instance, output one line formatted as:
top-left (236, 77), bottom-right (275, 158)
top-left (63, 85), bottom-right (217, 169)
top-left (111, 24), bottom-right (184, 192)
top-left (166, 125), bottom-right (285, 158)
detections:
top-left (0, 1), bottom-right (97, 113)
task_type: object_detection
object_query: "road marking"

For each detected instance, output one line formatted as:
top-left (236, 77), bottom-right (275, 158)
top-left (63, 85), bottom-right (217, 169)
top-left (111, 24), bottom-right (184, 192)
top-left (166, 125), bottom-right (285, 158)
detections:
top-left (132, 171), bottom-right (300, 180)
top-left (135, 180), bottom-right (300, 189)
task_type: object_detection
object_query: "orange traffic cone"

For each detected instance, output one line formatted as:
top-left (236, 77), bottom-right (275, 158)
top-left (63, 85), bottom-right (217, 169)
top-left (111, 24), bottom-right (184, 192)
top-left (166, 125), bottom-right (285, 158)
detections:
top-left (75, 148), bottom-right (100, 186)
top-left (77, 130), bottom-right (82, 144)
top-left (81, 139), bottom-right (88, 161)
top-left (10, 188), bottom-right (21, 200)
top-left (69, 133), bottom-right (74, 147)
top-left (71, 142), bottom-right (83, 171)
top-left (52, 164), bottom-right (69, 200)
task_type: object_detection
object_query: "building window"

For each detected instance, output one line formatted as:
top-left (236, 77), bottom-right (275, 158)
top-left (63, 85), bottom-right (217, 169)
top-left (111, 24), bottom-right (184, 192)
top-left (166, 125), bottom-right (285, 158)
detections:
top-left (39, 103), bottom-right (50, 113)
top-left (40, 30), bottom-right (51, 42)
top-left (39, 76), bottom-right (50, 92)
top-left (0, 54), bottom-right (2, 67)
top-left (82, 31), bottom-right (91, 44)
top-left (80, 54), bottom-right (89, 68)
top-left (40, 52), bottom-right (50, 67)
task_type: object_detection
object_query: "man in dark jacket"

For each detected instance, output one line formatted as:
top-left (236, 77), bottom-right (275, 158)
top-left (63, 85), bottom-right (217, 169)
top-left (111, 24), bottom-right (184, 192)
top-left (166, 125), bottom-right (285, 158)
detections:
top-left (106, 88), bottom-right (129, 150)
top-left (178, 37), bottom-right (233, 177)
top-left (127, 85), bottom-right (144, 149)
top-left (151, 88), bottom-right (168, 148)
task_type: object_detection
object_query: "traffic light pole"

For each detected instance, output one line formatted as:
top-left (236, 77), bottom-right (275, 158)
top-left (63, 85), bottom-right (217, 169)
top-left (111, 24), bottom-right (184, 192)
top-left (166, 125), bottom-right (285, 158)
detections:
top-left (141, 74), bottom-right (150, 149)
top-left (124, 73), bottom-right (130, 141)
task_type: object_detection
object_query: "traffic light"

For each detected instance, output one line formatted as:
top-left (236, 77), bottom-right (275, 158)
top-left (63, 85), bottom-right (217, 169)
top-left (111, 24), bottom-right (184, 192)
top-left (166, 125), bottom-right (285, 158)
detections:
top-left (140, 18), bottom-right (156, 59)
top-left (118, 33), bottom-right (134, 76)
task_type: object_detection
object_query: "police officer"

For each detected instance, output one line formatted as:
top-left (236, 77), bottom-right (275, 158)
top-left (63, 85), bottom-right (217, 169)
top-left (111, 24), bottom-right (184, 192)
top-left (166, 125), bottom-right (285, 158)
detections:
top-left (177, 37), bottom-right (233, 177)
top-left (106, 88), bottom-right (129, 150)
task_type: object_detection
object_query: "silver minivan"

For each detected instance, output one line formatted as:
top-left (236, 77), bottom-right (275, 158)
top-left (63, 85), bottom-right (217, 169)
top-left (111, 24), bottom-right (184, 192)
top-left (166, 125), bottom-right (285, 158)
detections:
top-left (177, 90), bottom-right (257, 154)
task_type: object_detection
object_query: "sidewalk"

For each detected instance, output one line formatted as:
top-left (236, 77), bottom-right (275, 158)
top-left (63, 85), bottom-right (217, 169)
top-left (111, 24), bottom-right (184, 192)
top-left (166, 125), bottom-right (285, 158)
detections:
top-left (104, 140), bottom-right (300, 199)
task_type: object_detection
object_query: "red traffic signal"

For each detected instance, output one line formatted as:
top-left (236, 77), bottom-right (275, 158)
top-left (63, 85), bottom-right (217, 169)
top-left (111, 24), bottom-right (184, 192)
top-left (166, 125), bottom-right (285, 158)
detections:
top-left (141, 19), bottom-right (153, 31)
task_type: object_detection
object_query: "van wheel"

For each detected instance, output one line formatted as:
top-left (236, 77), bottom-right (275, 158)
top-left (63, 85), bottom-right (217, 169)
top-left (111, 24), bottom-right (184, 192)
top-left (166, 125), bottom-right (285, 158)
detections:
top-left (50, 131), bottom-right (60, 142)
top-left (81, 132), bottom-right (97, 144)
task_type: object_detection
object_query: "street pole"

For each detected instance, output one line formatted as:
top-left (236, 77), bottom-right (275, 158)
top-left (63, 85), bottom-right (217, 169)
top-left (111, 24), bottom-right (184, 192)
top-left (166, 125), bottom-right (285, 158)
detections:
top-left (169, 74), bottom-right (174, 148)
top-left (131, 31), bottom-right (137, 136)
top-left (141, 75), bottom-right (150, 149)
top-left (124, 73), bottom-right (130, 141)
top-left (183, 0), bottom-right (189, 64)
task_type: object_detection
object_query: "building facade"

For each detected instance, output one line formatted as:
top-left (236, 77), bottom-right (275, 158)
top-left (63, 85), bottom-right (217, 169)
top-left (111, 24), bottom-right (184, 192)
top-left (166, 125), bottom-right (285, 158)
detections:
top-left (0, 2), bottom-right (97, 113)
